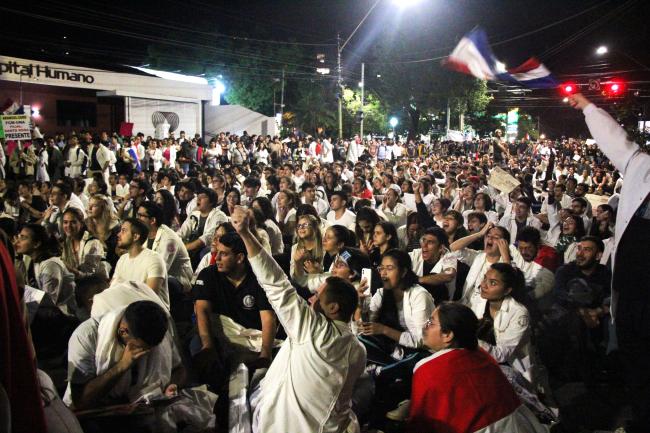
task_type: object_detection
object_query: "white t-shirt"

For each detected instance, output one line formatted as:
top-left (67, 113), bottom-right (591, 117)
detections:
top-left (113, 248), bottom-right (169, 308)
top-left (326, 209), bottom-right (357, 231)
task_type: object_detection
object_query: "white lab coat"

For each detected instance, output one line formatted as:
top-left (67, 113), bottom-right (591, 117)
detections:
top-left (148, 224), bottom-right (193, 291)
top-left (367, 285), bottom-right (435, 349)
top-left (36, 149), bottom-right (49, 182)
top-left (468, 295), bottom-right (536, 384)
top-left (321, 138), bottom-right (333, 163)
top-left (456, 245), bottom-right (525, 302)
top-left (378, 202), bottom-right (409, 228)
top-left (409, 248), bottom-right (458, 301)
top-left (498, 213), bottom-right (544, 244)
top-left (67, 146), bottom-right (86, 178)
top-left (249, 248), bottom-right (366, 433)
top-left (582, 103), bottom-right (650, 319)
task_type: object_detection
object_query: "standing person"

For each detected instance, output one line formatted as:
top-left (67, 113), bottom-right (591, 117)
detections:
top-left (230, 206), bottom-right (366, 433)
top-left (65, 136), bottom-right (86, 178)
top-left (569, 98), bottom-right (650, 433)
top-left (35, 141), bottom-right (49, 182)
top-left (86, 139), bottom-right (112, 185)
top-left (45, 136), bottom-right (64, 181)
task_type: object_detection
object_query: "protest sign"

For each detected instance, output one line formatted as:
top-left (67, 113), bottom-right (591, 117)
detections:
top-left (488, 167), bottom-right (520, 194)
top-left (0, 114), bottom-right (31, 140)
top-left (119, 121), bottom-right (134, 137)
top-left (585, 193), bottom-right (609, 210)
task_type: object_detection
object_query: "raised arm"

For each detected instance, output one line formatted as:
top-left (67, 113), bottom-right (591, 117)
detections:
top-left (231, 206), bottom-right (316, 343)
top-left (450, 221), bottom-right (493, 252)
top-left (569, 93), bottom-right (641, 175)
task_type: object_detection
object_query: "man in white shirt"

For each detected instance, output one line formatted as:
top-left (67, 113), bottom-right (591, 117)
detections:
top-left (301, 181), bottom-right (329, 218)
top-left (137, 202), bottom-right (193, 294)
top-left (63, 300), bottom-right (184, 411)
top-left (321, 137), bottom-right (333, 163)
top-left (498, 197), bottom-right (543, 244)
top-left (230, 206), bottom-right (366, 433)
top-left (65, 136), bottom-right (86, 178)
top-left (326, 191), bottom-right (356, 230)
top-left (177, 189), bottom-right (228, 261)
top-left (113, 218), bottom-right (170, 309)
top-left (41, 182), bottom-right (86, 238)
top-left (409, 227), bottom-right (458, 301)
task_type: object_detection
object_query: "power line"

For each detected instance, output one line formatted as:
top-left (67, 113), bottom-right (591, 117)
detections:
top-left (0, 6), bottom-right (329, 72)
top-left (43, 0), bottom-right (336, 47)
top-left (361, 0), bottom-right (611, 65)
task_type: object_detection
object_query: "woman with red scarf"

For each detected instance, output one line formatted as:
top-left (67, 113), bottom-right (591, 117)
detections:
top-left (408, 302), bottom-right (547, 433)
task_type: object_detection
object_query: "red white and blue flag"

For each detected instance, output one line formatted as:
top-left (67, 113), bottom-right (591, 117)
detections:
top-left (445, 27), bottom-right (557, 89)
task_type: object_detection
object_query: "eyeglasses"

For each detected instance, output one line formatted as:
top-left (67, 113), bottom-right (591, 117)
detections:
top-left (377, 265), bottom-right (397, 273)
top-left (297, 223), bottom-right (310, 229)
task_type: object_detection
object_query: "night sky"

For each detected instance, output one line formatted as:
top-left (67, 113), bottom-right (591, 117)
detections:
top-left (2, 0), bottom-right (649, 136)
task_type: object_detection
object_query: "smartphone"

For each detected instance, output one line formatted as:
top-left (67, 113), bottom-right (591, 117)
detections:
top-left (361, 268), bottom-right (372, 289)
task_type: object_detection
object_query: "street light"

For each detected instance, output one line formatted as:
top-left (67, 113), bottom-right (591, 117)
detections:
top-left (596, 45), bottom-right (608, 55)
top-left (392, 0), bottom-right (421, 7)
top-left (389, 116), bottom-right (398, 136)
top-left (337, 0), bottom-right (417, 138)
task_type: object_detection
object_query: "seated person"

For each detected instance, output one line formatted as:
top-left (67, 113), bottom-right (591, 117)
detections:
top-left (408, 302), bottom-right (547, 433)
top-left (542, 236), bottom-right (611, 382)
top-left (409, 227), bottom-right (457, 302)
top-left (357, 249), bottom-right (435, 429)
top-left (63, 300), bottom-right (184, 410)
top-left (515, 227), bottom-right (558, 311)
top-left (473, 263), bottom-right (557, 420)
top-left (112, 218), bottom-right (169, 309)
top-left (192, 232), bottom-right (278, 386)
top-left (230, 206), bottom-right (366, 433)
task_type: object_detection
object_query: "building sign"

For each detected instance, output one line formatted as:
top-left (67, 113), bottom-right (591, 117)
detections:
top-left (0, 114), bottom-right (31, 140)
top-left (0, 60), bottom-right (95, 84)
top-left (0, 55), bottom-right (212, 101)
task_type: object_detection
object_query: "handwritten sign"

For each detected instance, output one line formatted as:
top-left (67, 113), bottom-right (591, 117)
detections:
top-left (0, 114), bottom-right (31, 140)
top-left (488, 167), bottom-right (520, 194)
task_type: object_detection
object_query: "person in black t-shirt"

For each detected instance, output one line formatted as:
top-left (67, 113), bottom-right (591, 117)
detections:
top-left (192, 232), bottom-right (277, 376)
top-left (18, 181), bottom-right (47, 223)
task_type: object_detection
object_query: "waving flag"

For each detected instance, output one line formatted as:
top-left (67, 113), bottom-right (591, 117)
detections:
top-left (445, 28), bottom-right (557, 89)
top-left (127, 146), bottom-right (141, 173)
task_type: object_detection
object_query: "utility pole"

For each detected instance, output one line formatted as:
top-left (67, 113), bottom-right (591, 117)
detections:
top-left (360, 62), bottom-right (365, 139)
top-left (337, 33), bottom-right (343, 140)
top-left (446, 98), bottom-right (451, 133)
top-left (280, 67), bottom-right (285, 129)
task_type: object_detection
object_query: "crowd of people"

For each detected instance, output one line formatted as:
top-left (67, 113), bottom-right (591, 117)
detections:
top-left (0, 92), bottom-right (648, 433)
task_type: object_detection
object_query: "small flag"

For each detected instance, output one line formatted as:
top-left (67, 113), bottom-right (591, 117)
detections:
top-left (128, 146), bottom-right (141, 173)
top-left (445, 27), bottom-right (557, 89)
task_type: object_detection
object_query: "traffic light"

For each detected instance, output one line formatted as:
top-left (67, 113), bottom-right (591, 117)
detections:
top-left (604, 79), bottom-right (625, 97)
top-left (559, 82), bottom-right (577, 96)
